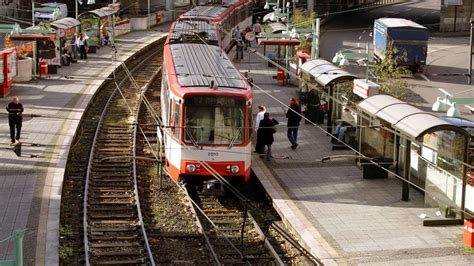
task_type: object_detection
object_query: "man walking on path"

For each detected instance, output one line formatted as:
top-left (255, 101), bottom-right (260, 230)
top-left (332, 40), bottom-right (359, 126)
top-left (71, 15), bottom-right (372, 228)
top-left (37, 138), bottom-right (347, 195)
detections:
top-left (253, 20), bottom-right (262, 36)
top-left (6, 96), bottom-right (24, 145)
top-left (286, 98), bottom-right (302, 150)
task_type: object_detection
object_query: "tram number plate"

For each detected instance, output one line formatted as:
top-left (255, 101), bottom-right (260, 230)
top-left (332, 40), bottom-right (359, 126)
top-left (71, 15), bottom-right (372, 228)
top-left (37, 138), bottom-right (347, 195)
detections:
top-left (208, 152), bottom-right (219, 157)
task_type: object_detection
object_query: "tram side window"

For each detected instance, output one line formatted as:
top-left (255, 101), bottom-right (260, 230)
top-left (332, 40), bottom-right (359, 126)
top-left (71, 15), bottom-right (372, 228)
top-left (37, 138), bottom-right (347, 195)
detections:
top-left (247, 105), bottom-right (252, 138)
top-left (173, 102), bottom-right (181, 139)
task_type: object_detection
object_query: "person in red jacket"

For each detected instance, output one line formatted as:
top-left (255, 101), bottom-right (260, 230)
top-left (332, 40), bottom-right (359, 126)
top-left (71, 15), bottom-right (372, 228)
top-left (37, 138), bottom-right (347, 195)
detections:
top-left (6, 96), bottom-right (24, 145)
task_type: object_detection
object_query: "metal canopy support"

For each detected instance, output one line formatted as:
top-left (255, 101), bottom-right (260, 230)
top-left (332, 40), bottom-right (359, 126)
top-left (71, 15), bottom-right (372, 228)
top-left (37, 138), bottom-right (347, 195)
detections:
top-left (402, 139), bottom-right (410, 201)
top-left (311, 18), bottom-right (320, 59)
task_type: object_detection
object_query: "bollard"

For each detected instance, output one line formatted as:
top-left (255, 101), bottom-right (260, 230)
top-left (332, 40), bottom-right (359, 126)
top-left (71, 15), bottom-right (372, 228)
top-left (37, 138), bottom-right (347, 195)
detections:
top-left (464, 219), bottom-right (474, 248)
top-left (14, 230), bottom-right (25, 266)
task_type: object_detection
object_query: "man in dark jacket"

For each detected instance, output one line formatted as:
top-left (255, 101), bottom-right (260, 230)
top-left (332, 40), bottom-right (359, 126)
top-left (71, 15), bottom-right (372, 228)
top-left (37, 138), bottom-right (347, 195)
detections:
top-left (6, 96), bottom-right (24, 145)
top-left (286, 98), bottom-right (302, 150)
top-left (258, 112), bottom-right (278, 161)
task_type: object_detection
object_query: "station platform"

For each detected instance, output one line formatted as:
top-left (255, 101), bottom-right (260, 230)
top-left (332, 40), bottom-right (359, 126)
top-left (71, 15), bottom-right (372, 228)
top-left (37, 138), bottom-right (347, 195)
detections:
top-left (236, 46), bottom-right (474, 264)
top-left (0, 25), bottom-right (169, 265)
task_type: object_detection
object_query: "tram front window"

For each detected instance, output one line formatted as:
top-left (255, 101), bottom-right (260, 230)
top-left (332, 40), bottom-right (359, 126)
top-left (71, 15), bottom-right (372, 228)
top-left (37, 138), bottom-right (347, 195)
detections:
top-left (184, 96), bottom-right (245, 145)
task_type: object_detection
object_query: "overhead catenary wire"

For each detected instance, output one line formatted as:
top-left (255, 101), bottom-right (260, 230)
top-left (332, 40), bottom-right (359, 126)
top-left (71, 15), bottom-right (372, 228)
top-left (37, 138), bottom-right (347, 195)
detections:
top-left (111, 63), bottom-right (252, 264)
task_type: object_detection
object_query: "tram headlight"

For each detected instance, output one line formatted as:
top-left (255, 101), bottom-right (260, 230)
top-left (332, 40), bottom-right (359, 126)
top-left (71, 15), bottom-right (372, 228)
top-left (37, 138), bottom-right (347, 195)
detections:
top-left (186, 164), bottom-right (196, 173)
top-left (231, 165), bottom-right (240, 174)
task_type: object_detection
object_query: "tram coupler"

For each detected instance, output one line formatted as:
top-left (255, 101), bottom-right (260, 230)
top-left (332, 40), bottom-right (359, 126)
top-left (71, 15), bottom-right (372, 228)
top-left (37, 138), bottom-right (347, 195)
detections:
top-left (202, 180), bottom-right (225, 197)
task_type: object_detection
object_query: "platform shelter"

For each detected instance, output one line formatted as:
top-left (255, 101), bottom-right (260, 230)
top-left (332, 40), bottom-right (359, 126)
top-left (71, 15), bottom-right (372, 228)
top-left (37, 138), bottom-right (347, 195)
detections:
top-left (79, 6), bottom-right (117, 53)
top-left (299, 59), bottom-right (357, 135)
top-left (358, 94), bottom-right (471, 224)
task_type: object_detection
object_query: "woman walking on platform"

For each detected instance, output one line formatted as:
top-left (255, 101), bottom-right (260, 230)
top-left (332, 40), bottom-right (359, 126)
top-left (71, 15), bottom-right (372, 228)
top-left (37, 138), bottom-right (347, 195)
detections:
top-left (79, 32), bottom-right (89, 60)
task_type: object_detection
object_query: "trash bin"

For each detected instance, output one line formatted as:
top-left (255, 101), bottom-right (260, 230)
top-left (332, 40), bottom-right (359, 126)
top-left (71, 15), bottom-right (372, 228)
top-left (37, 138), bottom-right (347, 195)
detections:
top-left (277, 68), bottom-right (285, 81)
top-left (360, 157), bottom-right (393, 179)
top-left (39, 60), bottom-right (48, 75)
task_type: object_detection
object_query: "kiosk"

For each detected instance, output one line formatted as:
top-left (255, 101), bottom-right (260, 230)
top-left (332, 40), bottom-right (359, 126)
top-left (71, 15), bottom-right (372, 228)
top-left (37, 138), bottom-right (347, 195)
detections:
top-left (0, 48), bottom-right (17, 97)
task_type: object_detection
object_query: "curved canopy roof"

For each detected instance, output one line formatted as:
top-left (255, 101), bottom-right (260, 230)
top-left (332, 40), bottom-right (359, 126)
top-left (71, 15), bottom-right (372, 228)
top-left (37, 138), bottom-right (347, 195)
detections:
top-left (300, 59), bottom-right (357, 87)
top-left (358, 95), bottom-right (467, 139)
top-left (51, 17), bottom-right (80, 30)
top-left (79, 7), bottom-right (116, 18)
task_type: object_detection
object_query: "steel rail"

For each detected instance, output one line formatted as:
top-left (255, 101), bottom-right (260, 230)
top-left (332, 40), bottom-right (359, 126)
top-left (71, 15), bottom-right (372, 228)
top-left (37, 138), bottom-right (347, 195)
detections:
top-left (83, 42), bottom-right (164, 265)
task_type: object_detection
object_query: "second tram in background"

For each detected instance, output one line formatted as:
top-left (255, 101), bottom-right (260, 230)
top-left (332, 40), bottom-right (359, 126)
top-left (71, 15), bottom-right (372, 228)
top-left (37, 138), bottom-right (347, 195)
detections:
top-left (161, 0), bottom-right (253, 184)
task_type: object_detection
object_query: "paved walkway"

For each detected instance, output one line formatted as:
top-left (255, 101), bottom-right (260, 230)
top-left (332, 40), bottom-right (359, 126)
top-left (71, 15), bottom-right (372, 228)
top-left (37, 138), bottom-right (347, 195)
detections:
top-left (236, 45), bottom-right (474, 264)
top-left (0, 26), bottom-right (169, 265)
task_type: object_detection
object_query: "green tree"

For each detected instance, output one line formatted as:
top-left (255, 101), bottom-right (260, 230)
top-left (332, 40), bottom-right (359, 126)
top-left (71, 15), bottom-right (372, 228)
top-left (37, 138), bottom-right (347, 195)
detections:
top-left (370, 43), bottom-right (413, 101)
top-left (290, 8), bottom-right (316, 29)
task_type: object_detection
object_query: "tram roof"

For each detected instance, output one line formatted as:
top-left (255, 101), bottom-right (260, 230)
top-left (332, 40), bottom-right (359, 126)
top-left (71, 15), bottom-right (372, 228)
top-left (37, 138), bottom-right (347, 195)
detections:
top-left (300, 59), bottom-right (356, 87)
top-left (182, 6), bottom-right (228, 19)
top-left (170, 43), bottom-right (247, 90)
top-left (358, 94), bottom-right (468, 139)
top-left (170, 19), bottom-right (218, 43)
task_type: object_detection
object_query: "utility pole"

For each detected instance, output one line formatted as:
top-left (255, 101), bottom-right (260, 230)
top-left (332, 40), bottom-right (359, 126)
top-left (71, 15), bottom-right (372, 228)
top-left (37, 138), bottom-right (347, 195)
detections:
top-left (469, 18), bottom-right (473, 85)
top-left (147, 0), bottom-right (150, 30)
top-left (311, 18), bottom-right (320, 59)
top-left (32, 2), bottom-right (35, 25)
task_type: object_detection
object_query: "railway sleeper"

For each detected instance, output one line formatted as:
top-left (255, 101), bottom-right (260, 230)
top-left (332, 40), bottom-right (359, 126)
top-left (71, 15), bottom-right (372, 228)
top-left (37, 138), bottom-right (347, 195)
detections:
top-left (90, 228), bottom-right (138, 234)
top-left (89, 234), bottom-right (140, 241)
top-left (90, 187), bottom-right (133, 193)
top-left (89, 192), bottom-right (133, 197)
top-left (91, 257), bottom-right (147, 265)
top-left (91, 168), bottom-right (131, 173)
top-left (89, 205), bottom-right (135, 213)
top-left (89, 212), bottom-right (136, 219)
top-left (92, 248), bottom-right (144, 257)
top-left (90, 181), bottom-right (133, 187)
top-left (90, 242), bottom-right (142, 248)
top-left (88, 198), bottom-right (135, 205)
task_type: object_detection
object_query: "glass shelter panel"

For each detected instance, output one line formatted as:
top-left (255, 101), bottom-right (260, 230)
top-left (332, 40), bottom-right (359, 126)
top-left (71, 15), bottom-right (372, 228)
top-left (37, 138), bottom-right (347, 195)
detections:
top-left (360, 116), bottom-right (394, 159)
top-left (418, 130), bottom-right (466, 213)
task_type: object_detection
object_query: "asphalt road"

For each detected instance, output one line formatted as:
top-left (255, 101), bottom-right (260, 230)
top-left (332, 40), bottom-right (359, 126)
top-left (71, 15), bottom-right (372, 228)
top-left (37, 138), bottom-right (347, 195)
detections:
top-left (319, 0), bottom-right (474, 120)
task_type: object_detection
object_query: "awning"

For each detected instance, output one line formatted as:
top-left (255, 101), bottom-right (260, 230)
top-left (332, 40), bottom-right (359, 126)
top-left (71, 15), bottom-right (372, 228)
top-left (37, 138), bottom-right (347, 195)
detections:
top-left (9, 34), bottom-right (55, 41)
top-left (257, 38), bottom-right (300, 45)
top-left (358, 94), bottom-right (467, 139)
top-left (79, 7), bottom-right (116, 18)
top-left (300, 59), bottom-right (357, 87)
top-left (51, 18), bottom-right (80, 30)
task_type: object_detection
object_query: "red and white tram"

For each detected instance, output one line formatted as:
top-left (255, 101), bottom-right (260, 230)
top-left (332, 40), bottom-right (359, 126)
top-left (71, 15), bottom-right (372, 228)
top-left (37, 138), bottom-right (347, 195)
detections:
top-left (162, 38), bottom-right (253, 183)
top-left (179, 0), bottom-right (253, 52)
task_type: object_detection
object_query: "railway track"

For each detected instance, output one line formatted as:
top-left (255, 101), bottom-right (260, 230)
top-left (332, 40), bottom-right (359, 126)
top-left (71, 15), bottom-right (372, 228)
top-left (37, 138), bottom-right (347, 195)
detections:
top-left (189, 189), bottom-right (284, 265)
top-left (81, 42), bottom-right (164, 265)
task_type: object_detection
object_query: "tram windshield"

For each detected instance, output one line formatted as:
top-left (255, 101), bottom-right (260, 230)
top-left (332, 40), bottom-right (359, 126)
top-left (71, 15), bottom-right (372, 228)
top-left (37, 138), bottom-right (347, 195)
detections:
top-left (184, 95), bottom-right (245, 145)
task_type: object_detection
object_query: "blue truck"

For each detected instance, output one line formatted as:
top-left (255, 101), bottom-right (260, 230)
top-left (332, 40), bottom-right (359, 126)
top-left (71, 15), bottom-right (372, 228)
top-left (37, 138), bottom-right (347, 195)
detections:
top-left (373, 18), bottom-right (429, 72)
